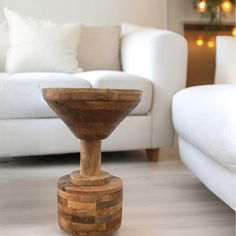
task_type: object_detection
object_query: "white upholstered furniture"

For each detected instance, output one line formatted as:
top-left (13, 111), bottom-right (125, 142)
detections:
top-left (215, 36), bottom-right (236, 84)
top-left (173, 36), bottom-right (236, 210)
top-left (0, 23), bottom-right (188, 160)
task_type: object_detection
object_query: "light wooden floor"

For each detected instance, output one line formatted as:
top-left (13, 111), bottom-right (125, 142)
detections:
top-left (0, 149), bottom-right (235, 236)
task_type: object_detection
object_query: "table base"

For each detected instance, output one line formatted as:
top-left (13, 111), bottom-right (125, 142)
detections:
top-left (57, 174), bottom-right (123, 236)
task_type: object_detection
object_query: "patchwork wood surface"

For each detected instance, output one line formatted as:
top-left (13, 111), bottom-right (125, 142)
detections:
top-left (58, 175), bottom-right (123, 236)
top-left (42, 88), bottom-right (142, 140)
top-left (43, 88), bottom-right (142, 235)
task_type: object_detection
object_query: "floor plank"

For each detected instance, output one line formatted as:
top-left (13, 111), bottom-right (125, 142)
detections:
top-left (0, 149), bottom-right (235, 236)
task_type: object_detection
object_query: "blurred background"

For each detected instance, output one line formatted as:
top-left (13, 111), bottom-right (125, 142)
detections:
top-left (0, 0), bottom-right (235, 86)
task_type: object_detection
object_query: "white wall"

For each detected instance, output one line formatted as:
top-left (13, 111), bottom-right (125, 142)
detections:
top-left (0, 0), bottom-right (167, 28)
top-left (167, 0), bottom-right (187, 35)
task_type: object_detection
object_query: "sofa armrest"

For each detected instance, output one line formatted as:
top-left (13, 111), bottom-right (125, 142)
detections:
top-left (173, 85), bottom-right (236, 166)
top-left (121, 24), bottom-right (187, 147)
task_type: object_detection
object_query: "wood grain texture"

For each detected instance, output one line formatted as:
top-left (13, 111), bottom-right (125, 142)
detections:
top-left (42, 88), bottom-right (142, 140)
top-left (80, 140), bottom-right (101, 177)
top-left (42, 89), bottom-right (141, 236)
top-left (70, 171), bottom-right (112, 187)
top-left (146, 148), bottom-right (160, 162)
top-left (58, 175), bottom-right (122, 236)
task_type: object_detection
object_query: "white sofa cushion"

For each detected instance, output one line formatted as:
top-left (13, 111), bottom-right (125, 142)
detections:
top-left (0, 71), bottom-right (152, 118)
top-left (4, 8), bottom-right (81, 74)
top-left (0, 18), bottom-right (121, 73)
top-left (179, 137), bottom-right (236, 210)
top-left (76, 70), bottom-right (152, 115)
top-left (78, 25), bottom-right (121, 71)
top-left (0, 73), bottom-right (91, 118)
top-left (0, 21), bottom-right (8, 72)
top-left (173, 85), bottom-right (236, 169)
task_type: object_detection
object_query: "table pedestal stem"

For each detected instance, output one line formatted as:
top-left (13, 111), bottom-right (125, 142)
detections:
top-left (80, 139), bottom-right (101, 177)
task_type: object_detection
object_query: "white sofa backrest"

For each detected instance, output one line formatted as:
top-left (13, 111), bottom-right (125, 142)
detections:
top-left (0, 21), bottom-right (121, 72)
top-left (215, 36), bottom-right (236, 84)
top-left (0, 21), bottom-right (8, 72)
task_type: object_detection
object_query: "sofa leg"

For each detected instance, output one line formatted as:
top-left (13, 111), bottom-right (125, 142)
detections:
top-left (146, 148), bottom-right (160, 162)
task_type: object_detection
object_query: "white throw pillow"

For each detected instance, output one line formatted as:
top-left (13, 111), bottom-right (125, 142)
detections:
top-left (78, 25), bottom-right (121, 71)
top-left (0, 21), bottom-right (9, 72)
top-left (4, 8), bottom-right (81, 74)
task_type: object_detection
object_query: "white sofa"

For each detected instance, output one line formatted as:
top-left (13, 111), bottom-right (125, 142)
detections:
top-left (173, 36), bottom-right (236, 210)
top-left (0, 23), bottom-right (187, 160)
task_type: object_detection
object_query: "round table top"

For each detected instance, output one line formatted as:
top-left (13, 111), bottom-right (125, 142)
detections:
top-left (42, 88), bottom-right (142, 140)
top-left (43, 88), bottom-right (142, 102)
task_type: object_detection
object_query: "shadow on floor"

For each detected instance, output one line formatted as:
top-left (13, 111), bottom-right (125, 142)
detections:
top-left (0, 150), bottom-right (148, 166)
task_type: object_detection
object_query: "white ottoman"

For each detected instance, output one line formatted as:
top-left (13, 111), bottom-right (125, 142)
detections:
top-left (172, 85), bottom-right (236, 210)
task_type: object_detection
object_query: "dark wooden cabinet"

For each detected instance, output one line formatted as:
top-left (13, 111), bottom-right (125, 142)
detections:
top-left (184, 24), bottom-right (234, 87)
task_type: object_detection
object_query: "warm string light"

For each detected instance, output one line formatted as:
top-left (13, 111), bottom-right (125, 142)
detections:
top-left (196, 37), bottom-right (215, 48)
top-left (232, 26), bottom-right (236, 36)
top-left (221, 0), bottom-right (233, 12)
top-left (197, 0), bottom-right (207, 13)
top-left (207, 39), bottom-right (215, 48)
top-left (196, 37), bottom-right (204, 46)
top-left (195, 1), bottom-right (234, 47)
top-left (196, 0), bottom-right (233, 14)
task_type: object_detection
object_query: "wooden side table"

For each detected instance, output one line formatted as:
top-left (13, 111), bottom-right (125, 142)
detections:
top-left (43, 88), bottom-right (141, 236)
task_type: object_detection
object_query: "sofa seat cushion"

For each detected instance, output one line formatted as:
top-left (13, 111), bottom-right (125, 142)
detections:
top-left (76, 71), bottom-right (152, 115)
top-left (173, 85), bottom-right (236, 169)
top-left (0, 73), bottom-right (91, 118)
top-left (0, 71), bottom-right (152, 118)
